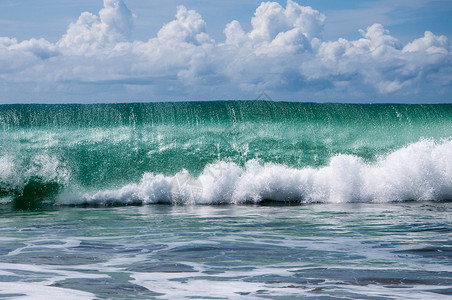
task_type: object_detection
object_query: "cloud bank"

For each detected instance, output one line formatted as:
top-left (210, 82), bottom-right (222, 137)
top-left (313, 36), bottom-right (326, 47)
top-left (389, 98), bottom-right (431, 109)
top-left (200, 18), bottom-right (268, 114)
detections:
top-left (0, 0), bottom-right (451, 102)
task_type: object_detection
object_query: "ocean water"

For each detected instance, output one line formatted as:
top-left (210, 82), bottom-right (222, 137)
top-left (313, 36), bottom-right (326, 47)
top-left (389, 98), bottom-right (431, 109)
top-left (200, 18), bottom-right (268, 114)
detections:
top-left (0, 101), bottom-right (451, 299)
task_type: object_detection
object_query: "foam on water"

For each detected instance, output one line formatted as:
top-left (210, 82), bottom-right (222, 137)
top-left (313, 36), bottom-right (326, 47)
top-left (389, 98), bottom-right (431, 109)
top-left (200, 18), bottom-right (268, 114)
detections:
top-left (64, 139), bottom-right (451, 206)
top-left (0, 203), bottom-right (450, 299)
top-left (0, 282), bottom-right (95, 300)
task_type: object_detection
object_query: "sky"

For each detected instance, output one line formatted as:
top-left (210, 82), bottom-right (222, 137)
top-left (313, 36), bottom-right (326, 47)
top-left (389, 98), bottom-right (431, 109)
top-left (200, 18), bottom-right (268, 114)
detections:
top-left (0, 0), bottom-right (451, 103)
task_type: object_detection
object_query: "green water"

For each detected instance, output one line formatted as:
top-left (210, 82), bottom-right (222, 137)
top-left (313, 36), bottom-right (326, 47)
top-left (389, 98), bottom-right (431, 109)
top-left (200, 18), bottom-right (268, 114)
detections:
top-left (0, 102), bottom-right (451, 207)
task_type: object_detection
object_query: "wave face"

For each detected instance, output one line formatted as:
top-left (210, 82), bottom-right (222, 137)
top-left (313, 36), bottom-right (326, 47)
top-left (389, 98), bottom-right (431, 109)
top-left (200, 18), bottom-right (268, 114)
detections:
top-left (1, 102), bottom-right (451, 207)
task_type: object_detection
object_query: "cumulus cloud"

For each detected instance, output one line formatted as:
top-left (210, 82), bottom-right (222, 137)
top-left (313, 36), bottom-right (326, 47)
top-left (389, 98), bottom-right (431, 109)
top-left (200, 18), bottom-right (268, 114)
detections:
top-left (403, 31), bottom-right (448, 54)
top-left (157, 5), bottom-right (211, 45)
top-left (57, 0), bottom-right (134, 55)
top-left (0, 0), bottom-right (451, 102)
top-left (248, 0), bottom-right (325, 42)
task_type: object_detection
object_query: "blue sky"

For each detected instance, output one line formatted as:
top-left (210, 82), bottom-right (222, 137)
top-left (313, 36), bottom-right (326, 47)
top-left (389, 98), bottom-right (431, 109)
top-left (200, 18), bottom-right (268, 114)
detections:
top-left (0, 0), bottom-right (451, 103)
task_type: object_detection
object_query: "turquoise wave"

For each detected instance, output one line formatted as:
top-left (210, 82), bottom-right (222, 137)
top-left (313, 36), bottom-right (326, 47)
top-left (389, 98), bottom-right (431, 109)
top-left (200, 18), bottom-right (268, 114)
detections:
top-left (1, 101), bottom-right (451, 207)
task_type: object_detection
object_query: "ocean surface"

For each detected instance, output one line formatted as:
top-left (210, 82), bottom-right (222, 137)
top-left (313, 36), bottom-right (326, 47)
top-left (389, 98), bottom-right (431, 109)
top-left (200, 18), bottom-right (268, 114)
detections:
top-left (0, 101), bottom-right (451, 299)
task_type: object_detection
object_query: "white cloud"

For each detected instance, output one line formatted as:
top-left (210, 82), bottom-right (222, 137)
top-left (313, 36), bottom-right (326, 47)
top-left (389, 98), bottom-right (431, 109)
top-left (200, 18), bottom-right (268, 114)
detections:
top-left (0, 0), bottom-right (451, 102)
top-left (302, 23), bottom-right (451, 94)
top-left (403, 31), bottom-right (448, 54)
top-left (0, 37), bottom-right (58, 59)
top-left (57, 0), bottom-right (134, 55)
top-left (157, 5), bottom-right (211, 45)
top-left (248, 0), bottom-right (325, 42)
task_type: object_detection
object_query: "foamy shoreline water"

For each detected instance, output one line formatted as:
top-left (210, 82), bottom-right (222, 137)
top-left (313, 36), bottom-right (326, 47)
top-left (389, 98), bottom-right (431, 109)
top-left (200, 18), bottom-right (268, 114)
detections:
top-left (0, 203), bottom-right (451, 299)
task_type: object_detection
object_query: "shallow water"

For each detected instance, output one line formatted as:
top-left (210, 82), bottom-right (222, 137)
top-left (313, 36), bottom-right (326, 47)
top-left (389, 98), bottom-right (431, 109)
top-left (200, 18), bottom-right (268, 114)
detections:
top-left (1, 202), bottom-right (451, 299)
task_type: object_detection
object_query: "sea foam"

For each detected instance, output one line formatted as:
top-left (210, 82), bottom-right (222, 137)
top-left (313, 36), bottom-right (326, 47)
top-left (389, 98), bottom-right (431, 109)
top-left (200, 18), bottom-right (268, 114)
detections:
top-left (0, 154), bottom-right (69, 195)
top-left (67, 139), bottom-right (452, 206)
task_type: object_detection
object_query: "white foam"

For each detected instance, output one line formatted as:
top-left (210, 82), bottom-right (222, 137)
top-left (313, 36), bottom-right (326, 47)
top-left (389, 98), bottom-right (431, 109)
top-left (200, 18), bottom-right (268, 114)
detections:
top-left (0, 282), bottom-right (95, 300)
top-left (0, 262), bottom-right (105, 300)
top-left (64, 139), bottom-right (452, 205)
top-left (0, 154), bottom-right (19, 190)
top-left (72, 173), bottom-right (172, 206)
top-left (7, 239), bottom-right (81, 256)
top-left (0, 153), bottom-right (70, 192)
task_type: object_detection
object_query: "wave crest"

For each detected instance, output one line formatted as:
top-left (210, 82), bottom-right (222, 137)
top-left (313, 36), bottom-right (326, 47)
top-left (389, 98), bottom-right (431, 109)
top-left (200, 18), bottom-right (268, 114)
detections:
top-left (0, 154), bottom-right (69, 208)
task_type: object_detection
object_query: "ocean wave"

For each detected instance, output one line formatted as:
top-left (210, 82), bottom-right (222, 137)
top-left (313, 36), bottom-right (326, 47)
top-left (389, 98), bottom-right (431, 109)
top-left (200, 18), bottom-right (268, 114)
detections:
top-left (0, 154), bottom-right (69, 209)
top-left (60, 139), bottom-right (452, 206)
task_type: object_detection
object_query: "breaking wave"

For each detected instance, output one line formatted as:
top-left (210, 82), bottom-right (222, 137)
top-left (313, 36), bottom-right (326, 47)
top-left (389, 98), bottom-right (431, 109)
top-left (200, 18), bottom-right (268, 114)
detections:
top-left (0, 154), bottom-right (69, 209)
top-left (61, 139), bottom-right (452, 206)
top-left (1, 102), bottom-right (451, 208)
